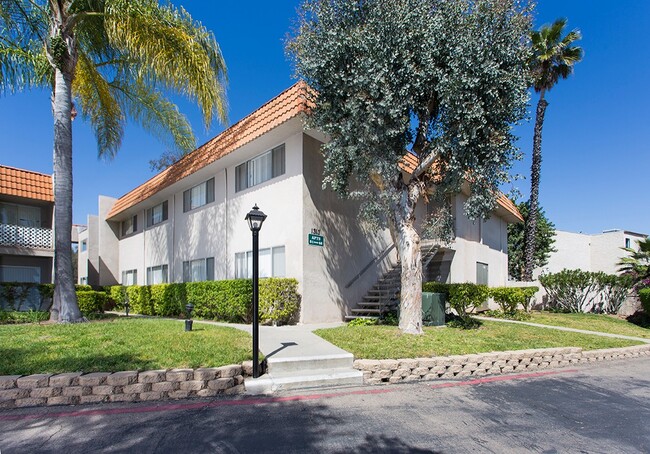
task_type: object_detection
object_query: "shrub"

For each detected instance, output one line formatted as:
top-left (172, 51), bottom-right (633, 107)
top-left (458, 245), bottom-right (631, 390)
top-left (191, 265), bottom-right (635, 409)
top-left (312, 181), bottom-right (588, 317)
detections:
top-left (422, 282), bottom-right (451, 295)
top-left (75, 284), bottom-right (93, 292)
top-left (593, 274), bottom-right (633, 314)
top-left (540, 269), bottom-right (605, 313)
top-left (348, 317), bottom-right (377, 326)
top-left (0, 310), bottom-right (49, 324)
top-left (126, 285), bottom-right (153, 315)
top-left (490, 287), bottom-right (539, 316)
top-left (259, 278), bottom-right (301, 325)
top-left (186, 280), bottom-right (252, 322)
top-left (150, 283), bottom-right (186, 317)
top-left (640, 288), bottom-right (650, 314)
top-left (447, 283), bottom-right (490, 321)
top-left (75, 291), bottom-right (107, 315)
top-left (108, 286), bottom-right (127, 310)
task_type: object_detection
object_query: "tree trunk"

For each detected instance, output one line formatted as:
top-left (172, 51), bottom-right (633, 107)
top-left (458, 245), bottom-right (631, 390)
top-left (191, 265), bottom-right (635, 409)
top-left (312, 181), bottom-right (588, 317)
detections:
top-left (48, 16), bottom-right (83, 322)
top-left (391, 181), bottom-right (423, 335)
top-left (523, 92), bottom-right (548, 281)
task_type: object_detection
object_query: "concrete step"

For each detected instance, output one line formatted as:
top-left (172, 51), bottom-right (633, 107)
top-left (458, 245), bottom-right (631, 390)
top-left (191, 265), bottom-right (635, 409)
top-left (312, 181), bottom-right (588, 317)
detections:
top-left (266, 352), bottom-right (354, 375)
top-left (351, 308), bottom-right (382, 314)
top-left (245, 368), bottom-right (364, 394)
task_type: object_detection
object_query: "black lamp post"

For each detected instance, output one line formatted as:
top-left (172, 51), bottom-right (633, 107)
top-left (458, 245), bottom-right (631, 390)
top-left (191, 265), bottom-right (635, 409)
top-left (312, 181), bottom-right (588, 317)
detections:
top-left (245, 204), bottom-right (267, 378)
top-left (185, 303), bottom-right (195, 331)
top-left (124, 295), bottom-right (130, 317)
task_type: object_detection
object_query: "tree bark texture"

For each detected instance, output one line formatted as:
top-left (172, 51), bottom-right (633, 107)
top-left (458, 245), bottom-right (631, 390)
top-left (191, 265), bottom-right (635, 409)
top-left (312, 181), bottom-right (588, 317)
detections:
top-left (392, 181), bottom-right (424, 335)
top-left (49, 11), bottom-right (83, 322)
top-left (523, 93), bottom-right (548, 281)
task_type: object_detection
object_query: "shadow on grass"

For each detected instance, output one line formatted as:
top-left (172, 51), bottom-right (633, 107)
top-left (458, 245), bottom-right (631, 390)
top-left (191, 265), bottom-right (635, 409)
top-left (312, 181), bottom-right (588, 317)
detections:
top-left (0, 346), bottom-right (156, 376)
top-left (626, 311), bottom-right (650, 329)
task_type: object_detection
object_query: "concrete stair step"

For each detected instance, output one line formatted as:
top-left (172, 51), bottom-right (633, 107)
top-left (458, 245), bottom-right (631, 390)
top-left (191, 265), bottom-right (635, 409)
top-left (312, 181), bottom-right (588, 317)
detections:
top-left (266, 353), bottom-right (353, 375)
top-left (245, 368), bottom-right (364, 394)
top-left (351, 308), bottom-right (382, 314)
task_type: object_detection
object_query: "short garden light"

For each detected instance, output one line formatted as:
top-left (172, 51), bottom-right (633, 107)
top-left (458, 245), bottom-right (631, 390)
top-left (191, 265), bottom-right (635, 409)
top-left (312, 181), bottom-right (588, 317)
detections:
top-left (245, 204), bottom-right (267, 378)
top-left (185, 303), bottom-right (195, 331)
top-left (124, 299), bottom-right (130, 317)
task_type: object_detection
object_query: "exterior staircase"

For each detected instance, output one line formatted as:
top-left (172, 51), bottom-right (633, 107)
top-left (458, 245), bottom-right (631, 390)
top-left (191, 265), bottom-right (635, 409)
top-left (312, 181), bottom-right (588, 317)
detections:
top-left (345, 242), bottom-right (442, 322)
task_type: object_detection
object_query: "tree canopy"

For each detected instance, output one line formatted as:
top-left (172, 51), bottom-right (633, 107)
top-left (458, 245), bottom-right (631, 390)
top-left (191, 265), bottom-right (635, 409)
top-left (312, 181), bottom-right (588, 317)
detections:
top-left (289, 0), bottom-right (532, 333)
top-left (508, 201), bottom-right (556, 281)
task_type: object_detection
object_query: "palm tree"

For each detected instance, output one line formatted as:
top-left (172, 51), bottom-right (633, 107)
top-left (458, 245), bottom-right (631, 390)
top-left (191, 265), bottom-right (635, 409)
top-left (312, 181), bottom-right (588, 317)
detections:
top-left (522, 18), bottom-right (582, 281)
top-left (618, 238), bottom-right (650, 284)
top-left (0, 0), bottom-right (227, 322)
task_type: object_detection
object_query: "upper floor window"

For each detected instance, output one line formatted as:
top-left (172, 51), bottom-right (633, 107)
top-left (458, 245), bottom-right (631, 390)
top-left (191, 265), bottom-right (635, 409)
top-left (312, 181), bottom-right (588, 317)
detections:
top-left (0, 202), bottom-right (41, 227)
top-left (625, 238), bottom-right (631, 249)
top-left (183, 257), bottom-right (215, 282)
top-left (146, 264), bottom-right (168, 285)
top-left (122, 269), bottom-right (137, 286)
top-left (235, 144), bottom-right (285, 192)
top-left (121, 215), bottom-right (138, 237)
top-left (147, 201), bottom-right (168, 227)
top-left (81, 239), bottom-right (87, 252)
top-left (476, 262), bottom-right (489, 286)
top-left (235, 246), bottom-right (285, 279)
top-left (183, 178), bottom-right (215, 212)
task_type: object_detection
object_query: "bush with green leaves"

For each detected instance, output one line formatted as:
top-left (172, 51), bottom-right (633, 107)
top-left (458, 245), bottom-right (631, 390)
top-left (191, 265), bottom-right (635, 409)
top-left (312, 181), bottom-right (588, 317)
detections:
top-left (75, 291), bottom-right (107, 315)
top-left (348, 317), bottom-right (378, 327)
top-left (108, 285), bottom-right (127, 310)
top-left (540, 269), bottom-right (630, 314)
top-left (150, 283), bottom-right (186, 317)
top-left (489, 287), bottom-right (539, 316)
top-left (126, 285), bottom-right (153, 315)
top-left (422, 282), bottom-right (489, 321)
top-left (259, 278), bottom-right (301, 325)
top-left (639, 288), bottom-right (650, 314)
top-left (0, 310), bottom-right (49, 324)
top-left (186, 280), bottom-right (252, 322)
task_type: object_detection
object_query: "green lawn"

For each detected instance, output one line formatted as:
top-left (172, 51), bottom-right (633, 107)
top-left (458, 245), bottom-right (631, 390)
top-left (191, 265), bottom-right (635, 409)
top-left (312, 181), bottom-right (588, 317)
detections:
top-left (0, 318), bottom-right (252, 376)
top-left (527, 312), bottom-right (650, 339)
top-left (315, 320), bottom-right (642, 360)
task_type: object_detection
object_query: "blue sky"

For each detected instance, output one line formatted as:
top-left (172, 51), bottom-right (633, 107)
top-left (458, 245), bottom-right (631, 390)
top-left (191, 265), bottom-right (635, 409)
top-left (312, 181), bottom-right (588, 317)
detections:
top-left (0, 1), bottom-right (648, 235)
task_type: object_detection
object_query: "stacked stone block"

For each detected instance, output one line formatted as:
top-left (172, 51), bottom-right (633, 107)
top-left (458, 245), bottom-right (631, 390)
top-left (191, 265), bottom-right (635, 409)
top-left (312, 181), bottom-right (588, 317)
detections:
top-left (0, 364), bottom-right (248, 409)
top-left (355, 344), bottom-right (650, 385)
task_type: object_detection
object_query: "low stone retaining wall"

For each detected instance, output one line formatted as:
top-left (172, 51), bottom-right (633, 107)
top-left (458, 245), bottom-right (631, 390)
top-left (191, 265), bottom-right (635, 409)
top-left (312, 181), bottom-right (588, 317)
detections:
top-left (354, 344), bottom-right (650, 385)
top-left (0, 363), bottom-right (252, 409)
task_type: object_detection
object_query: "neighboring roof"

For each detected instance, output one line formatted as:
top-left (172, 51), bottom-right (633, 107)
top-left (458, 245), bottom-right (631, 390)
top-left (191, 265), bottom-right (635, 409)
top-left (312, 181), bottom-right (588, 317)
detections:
top-left (0, 165), bottom-right (53, 202)
top-left (399, 153), bottom-right (523, 223)
top-left (107, 81), bottom-right (313, 219)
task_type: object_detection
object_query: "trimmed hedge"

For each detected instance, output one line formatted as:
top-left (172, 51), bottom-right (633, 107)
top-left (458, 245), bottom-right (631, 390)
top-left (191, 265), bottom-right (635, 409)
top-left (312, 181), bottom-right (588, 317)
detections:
top-left (106, 278), bottom-right (301, 324)
top-left (640, 288), bottom-right (650, 314)
top-left (75, 291), bottom-right (107, 315)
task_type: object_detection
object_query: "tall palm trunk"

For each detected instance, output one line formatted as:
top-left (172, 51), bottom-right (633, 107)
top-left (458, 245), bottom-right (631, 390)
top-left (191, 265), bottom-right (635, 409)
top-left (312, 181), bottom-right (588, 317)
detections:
top-left (48, 14), bottom-right (83, 322)
top-left (523, 90), bottom-right (548, 281)
top-left (391, 180), bottom-right (423, 335)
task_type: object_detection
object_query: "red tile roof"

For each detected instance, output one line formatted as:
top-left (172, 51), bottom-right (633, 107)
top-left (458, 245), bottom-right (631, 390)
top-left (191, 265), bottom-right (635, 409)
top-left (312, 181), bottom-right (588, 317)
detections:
top-left (0, 165), bottom-right (53, 202)
top-left (107, 81), bottom-right (314, 219)
top-left (399, 153), bottom-right (523, 223)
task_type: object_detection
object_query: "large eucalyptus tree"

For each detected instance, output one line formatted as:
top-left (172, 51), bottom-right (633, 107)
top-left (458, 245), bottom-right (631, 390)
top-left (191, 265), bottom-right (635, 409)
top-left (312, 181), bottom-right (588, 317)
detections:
top-left (522, 18), bottom-right (582, 281)
top-left (289, 0), bottom-right (531, 334)
top-left (0, 0), bottom-right (227, 322)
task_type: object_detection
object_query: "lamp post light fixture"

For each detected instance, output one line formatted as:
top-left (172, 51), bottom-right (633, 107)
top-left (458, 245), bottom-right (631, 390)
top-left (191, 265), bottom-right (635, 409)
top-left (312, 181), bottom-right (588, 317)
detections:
top-left (245, 204), bottom-right (267, 379)
top-left (124, 298), bottom-right (130, 317)
top-left (185, 303), bottom-right (195, 332)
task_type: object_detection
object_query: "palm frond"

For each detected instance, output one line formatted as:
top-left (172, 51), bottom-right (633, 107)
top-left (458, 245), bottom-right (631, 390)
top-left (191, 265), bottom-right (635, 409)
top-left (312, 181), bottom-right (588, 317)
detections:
top-left (110, 77), bottom-right (196, 154)
top-left (73, 49), bottom-right (125, 158)
top-left (103, 0), bottom-right (227, 128)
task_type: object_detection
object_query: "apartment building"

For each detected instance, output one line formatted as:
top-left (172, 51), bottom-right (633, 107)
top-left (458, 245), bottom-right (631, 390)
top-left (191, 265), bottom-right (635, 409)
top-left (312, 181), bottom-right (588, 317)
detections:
top-left (79, 82), bottom-right (523, 323)
top-left (0, 165), bottom-right (54, 284)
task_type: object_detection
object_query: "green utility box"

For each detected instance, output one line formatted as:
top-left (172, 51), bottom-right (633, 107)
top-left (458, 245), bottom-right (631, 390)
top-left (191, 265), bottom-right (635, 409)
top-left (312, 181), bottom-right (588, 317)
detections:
top-left (422, 292), bottom-right (446, 326)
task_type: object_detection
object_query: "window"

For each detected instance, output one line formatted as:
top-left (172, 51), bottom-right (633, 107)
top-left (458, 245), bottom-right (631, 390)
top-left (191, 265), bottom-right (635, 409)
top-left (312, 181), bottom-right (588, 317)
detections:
top-left (476, 262), bottom-right (489, 285)
top-left (121, 215), bottom-right (138, 237)
top-left (0, 265), bottom-right (40, 283)
top-left (183, 178), bottom-right (215, 212)
top-left (182, 257), bottom-right (214, 282)
top-left (0, 202), bottom-right (42, 227)
top-left (146, 201), bottom-right (168, 227)
top-left (235, 145), bottom-right (285, 192)
top-left (81, 240), bottom-right (87, 252)
top-left (235, 246), bottom-right (286, 279)
top-left (146, 265), bottom-right (168, 285)
top-left (122, 269), bottom-right (137, 286)
top-left (625, 238), bottom-right (631, 249)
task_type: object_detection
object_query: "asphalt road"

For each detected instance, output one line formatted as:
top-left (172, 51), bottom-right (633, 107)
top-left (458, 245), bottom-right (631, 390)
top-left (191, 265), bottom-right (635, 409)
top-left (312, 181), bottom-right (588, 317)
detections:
top-left (1, 358), bottom-right (649, 453)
